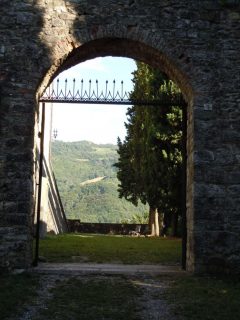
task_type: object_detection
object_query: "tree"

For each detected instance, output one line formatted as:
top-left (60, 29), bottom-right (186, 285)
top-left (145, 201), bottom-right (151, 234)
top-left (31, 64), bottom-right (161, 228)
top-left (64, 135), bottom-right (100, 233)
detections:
top-left (115, 62), bottom-right (183, 236)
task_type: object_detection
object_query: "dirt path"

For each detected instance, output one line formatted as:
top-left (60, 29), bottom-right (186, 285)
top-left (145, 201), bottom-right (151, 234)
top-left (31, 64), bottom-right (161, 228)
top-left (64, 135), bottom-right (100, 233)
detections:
top-left (11, 265), bottom-right (183, 320)
top-left (9, 275), bottom-right (67, 320)
top-left (35, 262), bottom-right (184, 276)
top-left (134, 276), bottom-right (180, 320)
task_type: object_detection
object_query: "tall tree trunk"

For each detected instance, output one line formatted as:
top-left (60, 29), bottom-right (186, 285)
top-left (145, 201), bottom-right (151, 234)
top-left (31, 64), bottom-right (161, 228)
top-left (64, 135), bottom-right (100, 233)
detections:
top-left (148, 207), bottom-right (159, 236)
top-left (158, 211), bottom-right (164, 236)
top-left (171, 211), bottom-right (178, 237)
top-left (148, 207), bottom-right (151, 231)
top-left (154, 208), bottom-right (159, 236)
top-left (149, 207), bottom-right (155, 236)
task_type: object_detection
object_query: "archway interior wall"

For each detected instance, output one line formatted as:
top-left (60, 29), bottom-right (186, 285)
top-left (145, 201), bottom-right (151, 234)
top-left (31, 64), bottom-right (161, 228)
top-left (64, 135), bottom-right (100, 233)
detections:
top-left (40, 38), bottom-right (195, 271)
top-left (35, 103), bottom-right (69, 238)
top-left (0, 0), bottom-right (239, 273)
top-left (38, 30), bottom-right (197, 270)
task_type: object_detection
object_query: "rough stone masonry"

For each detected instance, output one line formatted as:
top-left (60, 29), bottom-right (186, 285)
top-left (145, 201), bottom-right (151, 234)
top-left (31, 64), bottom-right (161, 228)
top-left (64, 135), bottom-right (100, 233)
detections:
top-left (0, 0), bottom-right (240, 273)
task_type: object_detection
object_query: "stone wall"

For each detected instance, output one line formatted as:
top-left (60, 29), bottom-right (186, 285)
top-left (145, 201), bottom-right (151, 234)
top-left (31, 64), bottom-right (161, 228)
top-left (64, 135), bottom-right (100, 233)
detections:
top-left (67, 220), bottom-right (148, 235)
top-left (39, 159), bottom-right (69, 237)
top-left (0, 0), bottom-right (240, 273)
top-left (36, 102), bottom-right (68, 237)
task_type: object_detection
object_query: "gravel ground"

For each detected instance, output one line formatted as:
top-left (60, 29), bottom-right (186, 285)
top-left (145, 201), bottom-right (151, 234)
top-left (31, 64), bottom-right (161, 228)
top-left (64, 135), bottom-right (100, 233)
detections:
top-left (133, 276), bottom-right (181, 320)
top-left (11, 272), bottom-right (181, 320)
top-left (9, 275), bottom-right (66, 320)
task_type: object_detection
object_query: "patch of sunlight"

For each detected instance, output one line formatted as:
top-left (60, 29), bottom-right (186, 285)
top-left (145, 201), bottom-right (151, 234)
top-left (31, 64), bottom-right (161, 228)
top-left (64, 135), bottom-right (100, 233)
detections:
top-left (80, 176), bottom-right (107, 186)
top-left (72, 234), bottom-right (94, 238)
top-left (131, 280), bottom-right (166, 289)
top-left (75, 158), bottom-right (90, 162)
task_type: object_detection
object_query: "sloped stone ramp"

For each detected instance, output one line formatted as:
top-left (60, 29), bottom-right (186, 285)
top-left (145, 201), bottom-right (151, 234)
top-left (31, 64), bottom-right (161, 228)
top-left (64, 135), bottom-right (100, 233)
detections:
top-left (34, 262), bottom-right (185, 276)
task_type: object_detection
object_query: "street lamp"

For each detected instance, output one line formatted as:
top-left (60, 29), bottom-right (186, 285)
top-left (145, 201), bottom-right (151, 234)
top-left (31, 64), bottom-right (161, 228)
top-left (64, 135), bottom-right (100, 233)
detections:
top-left (53, 129), bottom-right (58, 139)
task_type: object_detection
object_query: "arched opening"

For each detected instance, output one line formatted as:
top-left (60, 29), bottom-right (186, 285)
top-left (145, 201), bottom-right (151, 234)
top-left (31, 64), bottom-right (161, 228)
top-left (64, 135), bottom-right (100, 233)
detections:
top-left (38, 38), bottom-right (193, 103)
top-left (35, 38), bottom-right (193, 270)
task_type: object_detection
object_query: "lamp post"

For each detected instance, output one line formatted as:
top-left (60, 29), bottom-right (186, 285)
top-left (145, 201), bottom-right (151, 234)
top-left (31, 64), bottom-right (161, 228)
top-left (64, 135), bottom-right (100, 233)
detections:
top-left (53, 128), bottom-right (58, 140)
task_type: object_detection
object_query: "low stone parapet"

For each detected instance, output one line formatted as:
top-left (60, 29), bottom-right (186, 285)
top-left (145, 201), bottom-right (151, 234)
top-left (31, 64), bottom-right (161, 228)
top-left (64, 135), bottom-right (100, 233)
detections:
top-left (67, 220), bottom-right (148, 235)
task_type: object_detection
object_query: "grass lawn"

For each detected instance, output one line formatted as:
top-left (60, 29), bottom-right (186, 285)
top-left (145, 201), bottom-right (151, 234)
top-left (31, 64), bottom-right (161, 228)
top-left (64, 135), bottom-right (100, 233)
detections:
top-left (39, 233), bottom-right (181, 265)
top-left (0, 273), bottom-right (39, 320)
top-left (33, 277), bottom-right (140, 320)
top-left (168, 275), bottom-right (240, 320)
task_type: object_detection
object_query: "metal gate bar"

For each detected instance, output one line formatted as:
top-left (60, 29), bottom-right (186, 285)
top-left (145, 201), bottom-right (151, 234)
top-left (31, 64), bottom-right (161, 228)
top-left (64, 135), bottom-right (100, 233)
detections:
top-left (39, 78), bottom-right (186, 107)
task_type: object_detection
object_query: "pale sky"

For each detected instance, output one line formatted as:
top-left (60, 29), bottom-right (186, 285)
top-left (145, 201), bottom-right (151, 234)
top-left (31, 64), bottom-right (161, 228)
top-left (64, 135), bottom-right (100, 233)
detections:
top-left (51, 57), bottom-right (137, 144)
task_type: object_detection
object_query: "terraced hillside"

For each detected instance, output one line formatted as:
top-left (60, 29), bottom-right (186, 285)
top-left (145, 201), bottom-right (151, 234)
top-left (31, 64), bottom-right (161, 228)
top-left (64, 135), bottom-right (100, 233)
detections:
top-left (51, 140), bottom-right (148, 223)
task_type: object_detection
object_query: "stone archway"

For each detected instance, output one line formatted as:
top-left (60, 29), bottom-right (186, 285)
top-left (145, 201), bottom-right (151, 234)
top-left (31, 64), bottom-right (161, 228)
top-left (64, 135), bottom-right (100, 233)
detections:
top-left (37, 37), bottom-right (193, 269)
top-left (1, 1), bottom-right (239, 274)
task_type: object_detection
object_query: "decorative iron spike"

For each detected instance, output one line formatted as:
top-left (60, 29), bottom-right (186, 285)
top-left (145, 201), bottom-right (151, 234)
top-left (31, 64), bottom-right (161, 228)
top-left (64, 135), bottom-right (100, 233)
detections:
top-left (40, 77), bottom-right (185, 107)
top-left (105, 80), bottom-right (108, 99)
top-left (96, 80), bottom-right (99, 99)
top-left (56, 78), bottom-right (59, 97)
top-left (113, 79), bottom-right (116, 100)
top-left (73, 78), bottom-right (76, 98)
top-left (81, 79), bottom-right (83, 98)
top-left (89, 79), bottom-right (92, 99)
top-left (64, 78), bottom-right (68, 98)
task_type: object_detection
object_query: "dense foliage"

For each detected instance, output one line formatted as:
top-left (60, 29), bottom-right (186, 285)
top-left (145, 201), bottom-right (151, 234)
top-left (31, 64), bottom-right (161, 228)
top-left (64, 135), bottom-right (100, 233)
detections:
top-left (115, 62), bottom-right (183, 236)
top-left (51, 140), bottom-right (148, 223)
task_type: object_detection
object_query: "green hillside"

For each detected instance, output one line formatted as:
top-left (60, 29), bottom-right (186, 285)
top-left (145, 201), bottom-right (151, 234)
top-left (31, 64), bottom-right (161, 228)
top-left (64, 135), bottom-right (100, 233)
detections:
top-left (51, 140), bottom-right (148, 223)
